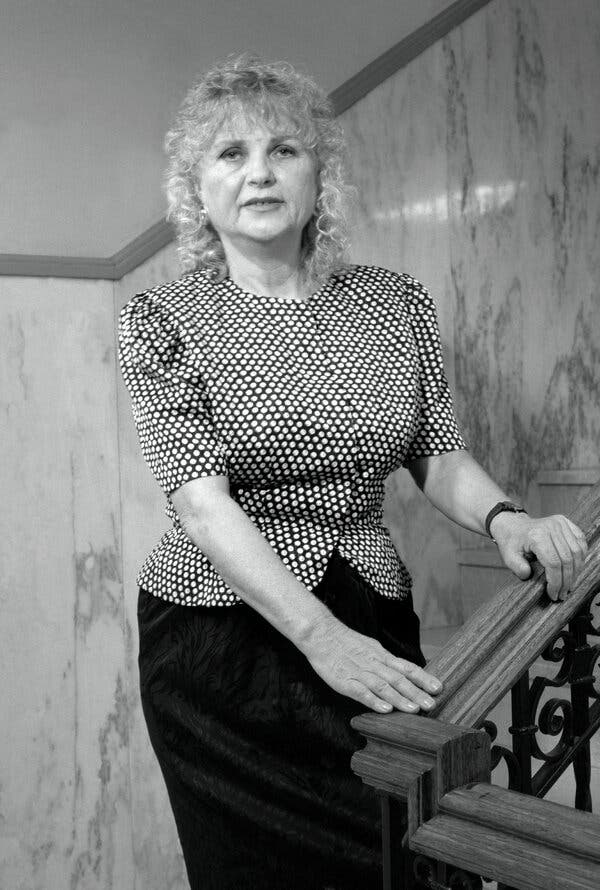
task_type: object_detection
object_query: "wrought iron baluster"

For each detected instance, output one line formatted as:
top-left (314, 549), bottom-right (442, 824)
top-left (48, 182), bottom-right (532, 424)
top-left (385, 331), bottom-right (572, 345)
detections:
top-left (569, 610), bottom-right (594, 810)
top-left (528, 597), bottom-right (600, 802)
top-left (508, 670), bottom-right (536, 795)
top-left (401, 592), bottom-right (600, 889)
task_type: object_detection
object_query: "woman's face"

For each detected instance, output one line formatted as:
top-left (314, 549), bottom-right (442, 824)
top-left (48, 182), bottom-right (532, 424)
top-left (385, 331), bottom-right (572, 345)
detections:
top-left (197, 112), bottom-right (318, 256)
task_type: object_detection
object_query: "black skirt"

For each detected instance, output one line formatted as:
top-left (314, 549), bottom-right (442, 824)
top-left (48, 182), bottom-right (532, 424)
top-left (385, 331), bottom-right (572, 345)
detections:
top-left (137, 549), bottom-right (426, 890)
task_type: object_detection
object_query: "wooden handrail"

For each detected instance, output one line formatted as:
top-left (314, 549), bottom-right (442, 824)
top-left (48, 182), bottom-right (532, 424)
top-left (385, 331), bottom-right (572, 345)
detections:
top-left (426, 478), bottom-right (600, 727)
top-left (411, 783), bottom-right (600, 890)
top-left (349, 478), bottom-right (600, 888)
top-left (351, 477), bottom-right (600, 738)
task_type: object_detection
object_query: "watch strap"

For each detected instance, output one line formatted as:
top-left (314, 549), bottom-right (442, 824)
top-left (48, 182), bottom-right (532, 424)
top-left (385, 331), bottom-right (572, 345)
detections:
top-left (485, 501), bottom-right (527, 540)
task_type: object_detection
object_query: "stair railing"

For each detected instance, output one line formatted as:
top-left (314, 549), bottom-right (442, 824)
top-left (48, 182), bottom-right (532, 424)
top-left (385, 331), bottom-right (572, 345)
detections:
top-left (350, 479), bottom-right (600, 890)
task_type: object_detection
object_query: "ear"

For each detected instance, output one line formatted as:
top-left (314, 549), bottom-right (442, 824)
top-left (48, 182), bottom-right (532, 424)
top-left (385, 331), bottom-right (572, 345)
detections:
top-left (193, 178), bottom-right (204, 202)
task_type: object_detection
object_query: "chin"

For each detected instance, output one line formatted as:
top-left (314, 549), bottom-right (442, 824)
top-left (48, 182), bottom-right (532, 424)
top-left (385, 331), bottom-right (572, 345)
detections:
top-left (244, 224), bottom-right (296, 242)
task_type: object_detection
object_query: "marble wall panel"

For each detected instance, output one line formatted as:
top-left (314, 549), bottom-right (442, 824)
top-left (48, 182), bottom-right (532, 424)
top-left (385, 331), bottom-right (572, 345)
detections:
top-left (114, 244), bottom-right (190, 889)
top-left (0, 277), bottom-right (133, 889)
top-left (340, 0), bottom-right (600, 626)
top-left (444, 0), bottom-right (600, 502)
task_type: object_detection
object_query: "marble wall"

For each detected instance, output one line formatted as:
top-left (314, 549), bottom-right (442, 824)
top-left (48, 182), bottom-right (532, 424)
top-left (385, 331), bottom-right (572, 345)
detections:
top-left (2, 1), bottom-right (599, 887)
top-left (114, 245), bottom-right (190, 889)
top-left (0, 263), bottom-right (190, 889)
top-left (342, 0), bottom-right (600, 627)
top-left (0, 277), bottom-right (134, 888)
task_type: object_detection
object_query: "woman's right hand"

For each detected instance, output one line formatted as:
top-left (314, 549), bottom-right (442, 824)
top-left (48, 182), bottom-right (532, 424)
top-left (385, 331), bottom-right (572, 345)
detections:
top-left (298, 616), bottom-right (443, 714)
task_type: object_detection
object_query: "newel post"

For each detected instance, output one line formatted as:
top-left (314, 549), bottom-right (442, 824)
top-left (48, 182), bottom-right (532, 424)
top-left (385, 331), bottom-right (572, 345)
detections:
top-left (350, 713), bottom-right (491, 889)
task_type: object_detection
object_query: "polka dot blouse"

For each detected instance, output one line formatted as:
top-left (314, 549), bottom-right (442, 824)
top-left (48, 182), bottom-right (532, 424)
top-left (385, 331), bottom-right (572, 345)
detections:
top-left (118, 264), bottom-right (467, 607)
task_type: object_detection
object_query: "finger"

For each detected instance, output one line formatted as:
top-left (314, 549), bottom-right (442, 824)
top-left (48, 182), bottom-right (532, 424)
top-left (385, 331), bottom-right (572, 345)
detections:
top-left (566, 518), bottom-right (588, 547)
top-left (549, 529), bottom-right (577, 599)
top-left (529, 535), bottom-right (564, 601)
top-left (371, 680), bottom-right (429, 714)
top-left (562, 525), bottom-right (587, 586)
top-left (384, 657), bottom-right (443, 695)
top-left (502, 550), bottom-right (534, 582)
top-left (387, 672), bottom-right (438, 710)
top-left (544, 557), bottom-right (564, 602)
top-left (365, 670), bottom-right (437, 712)
top-left (347, 678), bottom-right (416, 714)
top-left (565, 519), bottom-right (589, 560)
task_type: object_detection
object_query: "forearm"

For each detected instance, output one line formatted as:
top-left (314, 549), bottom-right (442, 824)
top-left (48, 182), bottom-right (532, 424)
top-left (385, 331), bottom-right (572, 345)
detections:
top-left (179, 492), bottom-right (335, 650)
top-left (408, 449), bottom-right (514, 535)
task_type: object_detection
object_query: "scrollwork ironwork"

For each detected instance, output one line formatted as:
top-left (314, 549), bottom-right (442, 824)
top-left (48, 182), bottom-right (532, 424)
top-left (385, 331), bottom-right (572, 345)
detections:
top-left (494, 595), bottom-right (600, 805)
top-left (590, 646), bottom-right (600, 700)
top-left (482, 719), bottom-right (522, 789)
top-left (447, 868), bottom-right (484, 889)
top-left (538, 629), bottom-right (574, 685)
top-left (408, 578), bottom-right (600, 888)
top-left (413, 854), bottom-right (446, 889)
top-left (578, 583), bottom-right (600, 636)
top-left (529, 693), bottom-right (573, 761)
top-left (412, 856), bottom-right (483, 890)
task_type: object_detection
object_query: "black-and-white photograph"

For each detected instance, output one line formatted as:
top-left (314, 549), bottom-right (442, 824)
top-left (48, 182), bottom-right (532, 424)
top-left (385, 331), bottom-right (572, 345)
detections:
top-left (1, 2), bottom-right (599, 888)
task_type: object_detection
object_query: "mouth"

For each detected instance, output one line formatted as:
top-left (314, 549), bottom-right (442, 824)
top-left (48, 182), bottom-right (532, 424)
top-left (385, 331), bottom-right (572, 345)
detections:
top-left (243, 198), bottom-right (283, 207)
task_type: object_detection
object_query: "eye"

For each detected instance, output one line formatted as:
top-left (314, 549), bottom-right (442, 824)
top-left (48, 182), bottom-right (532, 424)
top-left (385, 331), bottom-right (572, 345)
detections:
top-left (220, 147), bottom-right (243, 160)
top-left (273, 144), bottom-right (296, 157)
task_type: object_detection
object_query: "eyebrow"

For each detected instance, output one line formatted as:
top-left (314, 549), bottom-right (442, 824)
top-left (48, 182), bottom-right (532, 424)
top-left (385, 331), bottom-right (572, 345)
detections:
top-left (211, 134), bottom-right (301, 150)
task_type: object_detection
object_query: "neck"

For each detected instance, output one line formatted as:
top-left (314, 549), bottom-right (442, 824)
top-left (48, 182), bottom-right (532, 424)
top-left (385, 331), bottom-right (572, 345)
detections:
top-left (221, 235), bottom-right (308, 302)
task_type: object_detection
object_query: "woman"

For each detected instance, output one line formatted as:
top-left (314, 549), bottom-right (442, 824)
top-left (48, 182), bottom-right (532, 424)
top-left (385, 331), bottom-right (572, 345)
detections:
top-left (118, 54), bottom-right (587, 890)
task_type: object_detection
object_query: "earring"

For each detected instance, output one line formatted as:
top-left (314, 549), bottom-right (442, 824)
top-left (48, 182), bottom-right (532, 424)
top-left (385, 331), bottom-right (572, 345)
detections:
top-left (199, 204), bottom-right (208, 225)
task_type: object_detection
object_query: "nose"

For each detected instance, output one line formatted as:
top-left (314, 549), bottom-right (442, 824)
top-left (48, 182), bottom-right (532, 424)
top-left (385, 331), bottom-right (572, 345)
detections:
top-left (246, 150), bottom-right (275, 186)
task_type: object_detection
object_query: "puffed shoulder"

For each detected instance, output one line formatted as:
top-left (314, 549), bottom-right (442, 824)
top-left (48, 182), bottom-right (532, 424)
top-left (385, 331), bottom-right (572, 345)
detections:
top-left (345, 264), bottom-right (429, 296)
top-left (395, 271), bottom-right (434, 309)
top-left (118, 289), bottom-right (182, 372)
top-left (117, 270), bottom-right (215, 370)
top-left (347, 264), bottom-right (437, 315)
top-left (396, 272), bottom-right (440, 328)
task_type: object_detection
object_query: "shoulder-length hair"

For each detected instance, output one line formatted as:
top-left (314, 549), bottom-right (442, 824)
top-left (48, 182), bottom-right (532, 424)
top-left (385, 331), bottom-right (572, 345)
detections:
top-left (163, 53), bottom-right (355, 286)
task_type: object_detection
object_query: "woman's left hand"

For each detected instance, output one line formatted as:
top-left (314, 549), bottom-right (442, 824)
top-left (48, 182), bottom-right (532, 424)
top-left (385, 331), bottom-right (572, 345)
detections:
top-left (490, 512), bottom-right (588, 601)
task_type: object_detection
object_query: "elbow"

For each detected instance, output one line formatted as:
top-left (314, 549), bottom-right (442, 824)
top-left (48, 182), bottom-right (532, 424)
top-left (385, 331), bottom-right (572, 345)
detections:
top-left (171, 476), bottom-right (232, 542)
top-left (177, 496), bottom-right (226, 546)
top-left (407, 449), bottom-right (472, 499)
top-left (177, 499), bottom-right (205, 538)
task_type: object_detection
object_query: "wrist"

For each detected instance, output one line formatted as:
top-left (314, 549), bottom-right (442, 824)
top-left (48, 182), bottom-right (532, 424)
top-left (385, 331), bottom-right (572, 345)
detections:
top-left (484, 500), bottom-right (527, 540)
top-left (292, 608), bottom-right (339, 655)
top-left (488, 508), bottom-right (530, 543)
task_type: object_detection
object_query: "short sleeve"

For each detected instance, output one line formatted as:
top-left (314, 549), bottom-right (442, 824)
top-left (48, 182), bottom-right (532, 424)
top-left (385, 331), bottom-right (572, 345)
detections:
top-left (402, 276), bottom-right (468, 464)
top-left (118, 291), bottom-right (229, 495)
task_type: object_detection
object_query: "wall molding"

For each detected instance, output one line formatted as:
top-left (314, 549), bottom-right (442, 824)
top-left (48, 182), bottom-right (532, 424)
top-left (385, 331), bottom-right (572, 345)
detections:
top-left (0, 0), bottom-right (493, 281)
top-left (536, 468), bottom-right (600, 486)
top-left (111, 220), bottom-right (175, 280)
top-left (0, 220), bottom-right (175, 281)
top-left (329, 0), bottom-right (492, 115)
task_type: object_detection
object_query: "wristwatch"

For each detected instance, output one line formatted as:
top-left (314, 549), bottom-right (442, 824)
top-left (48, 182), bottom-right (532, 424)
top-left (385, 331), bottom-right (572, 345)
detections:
top-left (484, 501), bottom-right (527, 541)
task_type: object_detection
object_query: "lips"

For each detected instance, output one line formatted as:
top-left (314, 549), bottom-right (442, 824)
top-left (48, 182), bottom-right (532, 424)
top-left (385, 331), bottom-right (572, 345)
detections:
top-left (243, 198), bottom-right (283, 206)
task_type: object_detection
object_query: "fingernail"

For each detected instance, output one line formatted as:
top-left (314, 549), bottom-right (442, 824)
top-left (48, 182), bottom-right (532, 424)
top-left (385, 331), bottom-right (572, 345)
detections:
top-left (423, 697), bottom-right (435, 708)
top-left (431, 681), bottom-right (442, 692)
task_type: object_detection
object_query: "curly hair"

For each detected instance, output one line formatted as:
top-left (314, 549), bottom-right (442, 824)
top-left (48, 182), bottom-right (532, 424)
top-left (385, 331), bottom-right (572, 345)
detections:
top-left (163, 52), bottom-right (355, 285)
